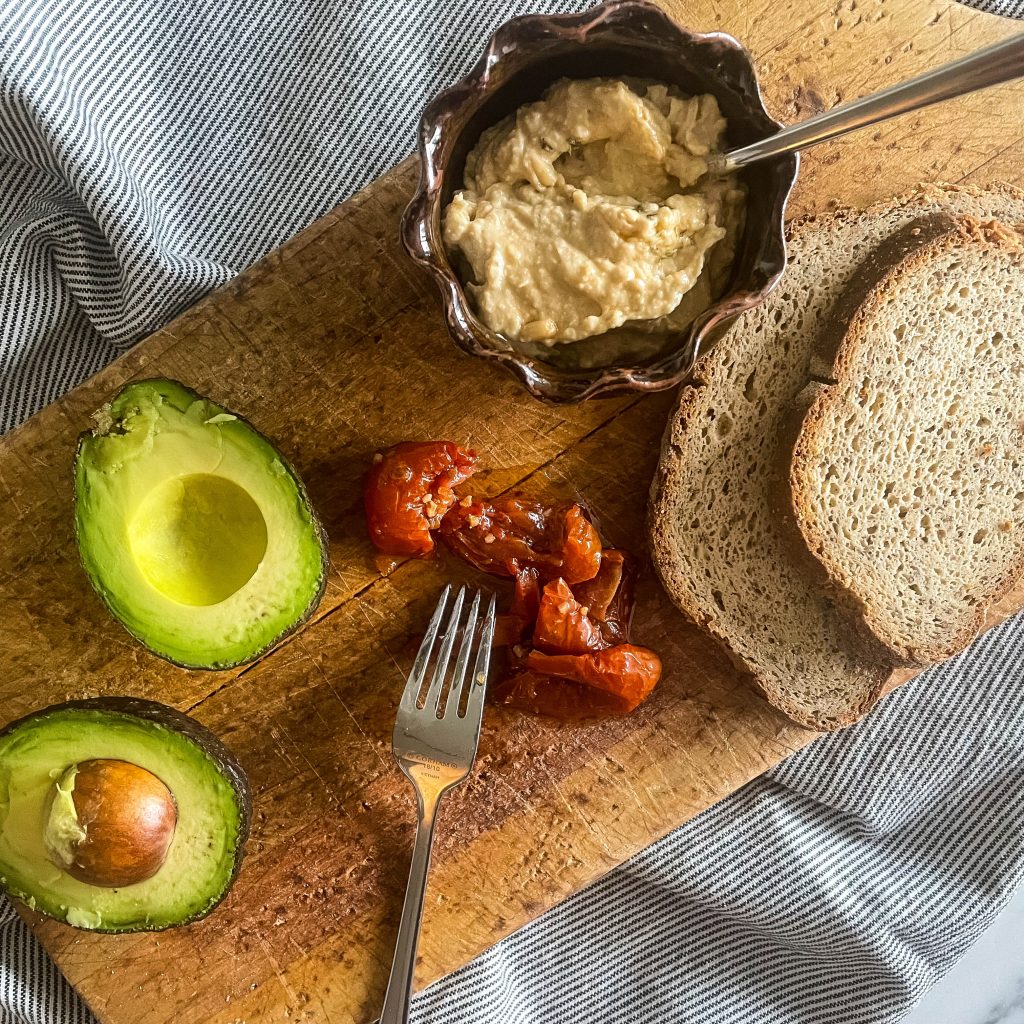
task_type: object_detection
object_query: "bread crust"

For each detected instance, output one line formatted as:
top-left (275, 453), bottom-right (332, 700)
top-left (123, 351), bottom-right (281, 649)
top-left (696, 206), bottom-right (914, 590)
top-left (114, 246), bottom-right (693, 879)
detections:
top-left (785, 215), bottom-right (959, 668)
top-left (789, 217), bottom-right (1024, 665)
top-left (649, 180), bottom-right (1024, 730)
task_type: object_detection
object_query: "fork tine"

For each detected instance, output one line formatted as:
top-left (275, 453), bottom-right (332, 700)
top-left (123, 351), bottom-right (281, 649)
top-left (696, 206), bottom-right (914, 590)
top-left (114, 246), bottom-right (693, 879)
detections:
top-left (422, 584), bottom-right (466, 714)
top-left (443, 589), bottom-right (481, 719)
top-left (462, 592), bottom-right (496, 723)
top-left (400, 584), bottom-right (451, 712)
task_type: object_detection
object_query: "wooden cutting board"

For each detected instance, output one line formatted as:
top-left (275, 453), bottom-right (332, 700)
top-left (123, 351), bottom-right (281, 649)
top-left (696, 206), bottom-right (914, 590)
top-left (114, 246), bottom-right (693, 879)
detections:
top-left (2, 1), bottom-right (1022, 1021)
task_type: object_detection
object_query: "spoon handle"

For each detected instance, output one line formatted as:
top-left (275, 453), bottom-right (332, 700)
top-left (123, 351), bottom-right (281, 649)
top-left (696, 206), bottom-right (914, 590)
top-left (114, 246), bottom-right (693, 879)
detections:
top-left (720, 32), bottom-right (1024, 171)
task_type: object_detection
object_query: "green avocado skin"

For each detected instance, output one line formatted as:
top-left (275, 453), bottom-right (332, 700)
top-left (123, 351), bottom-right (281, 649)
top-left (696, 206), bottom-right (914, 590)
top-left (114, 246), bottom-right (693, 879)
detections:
top-left (0, 698), bottom-right (252, 933)
top-left (73, 378), bottom-right (329, 670)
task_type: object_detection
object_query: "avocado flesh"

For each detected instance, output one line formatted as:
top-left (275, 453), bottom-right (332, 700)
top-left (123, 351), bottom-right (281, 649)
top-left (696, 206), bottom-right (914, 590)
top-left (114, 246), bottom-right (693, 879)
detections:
top-left (0, 703), bottom-right (247, 932)
top-left (42, 765), bottom-right (86, 869)
top-left (75, 378), bottom-right (327, 668)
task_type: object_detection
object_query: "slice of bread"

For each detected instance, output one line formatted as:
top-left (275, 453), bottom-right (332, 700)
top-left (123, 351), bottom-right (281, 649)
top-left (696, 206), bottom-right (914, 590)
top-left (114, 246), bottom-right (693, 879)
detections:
top-left (649, 183), bottom-right (1024, 730)
top-left (789, 216), bottom-right (1024, 665)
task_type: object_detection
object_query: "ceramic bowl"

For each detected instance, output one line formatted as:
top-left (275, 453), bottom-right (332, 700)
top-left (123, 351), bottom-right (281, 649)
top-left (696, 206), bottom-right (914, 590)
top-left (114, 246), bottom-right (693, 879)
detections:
top-left (401, 0), bottom-right (799, 402)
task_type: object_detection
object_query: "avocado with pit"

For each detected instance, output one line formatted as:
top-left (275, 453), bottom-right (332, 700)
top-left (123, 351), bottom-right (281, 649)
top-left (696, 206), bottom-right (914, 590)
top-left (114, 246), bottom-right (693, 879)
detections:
top-left (0, 697), bottom-right (251, 932)
top-left (75, 378), bottom-right (328, 669)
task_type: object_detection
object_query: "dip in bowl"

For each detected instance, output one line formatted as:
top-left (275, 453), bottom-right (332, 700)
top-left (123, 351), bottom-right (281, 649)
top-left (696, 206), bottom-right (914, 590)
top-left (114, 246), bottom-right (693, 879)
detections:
top-left (401, 0), bottom-right (798, 402)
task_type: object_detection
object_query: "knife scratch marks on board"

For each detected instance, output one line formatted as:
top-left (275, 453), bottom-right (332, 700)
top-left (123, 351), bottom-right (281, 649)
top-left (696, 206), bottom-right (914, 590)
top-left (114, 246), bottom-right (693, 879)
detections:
top-left (545, 775), bottom-right (616, 858)
top-left (618, 744), bottom-right (663, 812)
top-left (281, 722), bottom-right (349, 819)
top-left (285, 276), bottom-right (371, 334)
top-left (280, 213), bottom-right (342, 262)
top-left (750, 3), bottom-right (829, 64)
top-left (945, 7), bottom-right (983, 50)
top-left (0, 463), bottom-right (25, 515)
top-left (351, 294), bottom-right (431, 346)
top-left (354, 600), bottom-right (411, 700)
top-left (308, 648), bottom-right (391, 772)
top-left (957, 138), bottom-right (1024, 185)
top-left (637, 724), bottom-right (678, 798)
top-left (308, 702), bottom-right (379, 824)
top-left (254, 934), bottom-right (301, 1009)
top-left (603, 752), bottom-right (659, 828)
top-left (269, 725), bottom-right (305, 776)
top-left (330, 565), bottom-right (369, 594)
top-left (478, 768), bottom-right (536, 815)
top-left (712, 721), bottom-right (757, 779)
top-left (287, 934), bottom-right (312, 964)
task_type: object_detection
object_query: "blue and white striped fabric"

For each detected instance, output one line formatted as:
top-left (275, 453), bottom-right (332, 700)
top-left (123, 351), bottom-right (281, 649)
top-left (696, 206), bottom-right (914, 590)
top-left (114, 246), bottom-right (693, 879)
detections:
top-left (2, 2), bottom-right (1023, 1023)
top-left (967, 0), bottom-right (1024, 12)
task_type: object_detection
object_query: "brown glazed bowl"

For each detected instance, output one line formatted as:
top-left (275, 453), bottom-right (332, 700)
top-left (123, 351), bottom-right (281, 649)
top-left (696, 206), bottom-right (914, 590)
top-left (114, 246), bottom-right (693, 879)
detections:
top-left (401, 0), bottom-right (799, 402)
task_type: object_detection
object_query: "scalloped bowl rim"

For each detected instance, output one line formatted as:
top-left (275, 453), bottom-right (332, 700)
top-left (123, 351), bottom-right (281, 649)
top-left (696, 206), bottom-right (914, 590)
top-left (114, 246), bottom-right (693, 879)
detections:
top-left (401, 0), bottom-right (799, 402)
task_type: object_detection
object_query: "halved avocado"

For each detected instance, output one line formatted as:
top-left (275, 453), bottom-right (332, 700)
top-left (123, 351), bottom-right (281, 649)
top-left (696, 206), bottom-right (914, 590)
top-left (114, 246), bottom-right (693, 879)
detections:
top-left (74, 378), bottom-right (328, 669)
top-left (0, 697), bottom-right (251, 932)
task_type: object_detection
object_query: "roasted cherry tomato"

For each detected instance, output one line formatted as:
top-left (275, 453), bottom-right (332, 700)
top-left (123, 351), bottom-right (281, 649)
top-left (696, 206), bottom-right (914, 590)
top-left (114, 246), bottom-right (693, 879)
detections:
top-left (365, 441), bottom-right (475, 557)
top-left (493, 671), bottom-right (631, 719)
top-left (572, 549), bottom-right (637, 644)
top-left (511, 565), bottom-right (541, 622)
top-left (533, 578), bottom-right (606, 655)
top-left (524, 645), bottom-right (661, 712)
top-left (439, 497), bottom-right (601, 583)
top-left (493, 566), bottom-right (544, 647)
top-left (559, 506), bottom-right (604, 584)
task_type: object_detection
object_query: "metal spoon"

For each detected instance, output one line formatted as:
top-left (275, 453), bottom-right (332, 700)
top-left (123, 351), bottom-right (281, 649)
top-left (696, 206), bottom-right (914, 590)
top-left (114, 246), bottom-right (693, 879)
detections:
top-left (712, 33), bottom-right (1024, 173)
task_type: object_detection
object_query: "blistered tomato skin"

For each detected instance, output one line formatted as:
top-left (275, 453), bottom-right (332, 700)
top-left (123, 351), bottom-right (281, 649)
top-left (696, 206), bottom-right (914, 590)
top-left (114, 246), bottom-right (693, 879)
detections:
top-left (493, 566), bottom-right (543, 647)
top-left (558, 506), bottom-right (603, 584)
top-left (572, 549), bottom-right (637, 644)
top-left (511, 566), bottom-right (541, 622)
top-left (439, 497), bottom-right (601, 582)
top-left (364, 441), bottom-right (476, 557)
top-left (365, 440), bottom-right (662, 718)
top-left (533, 578), bottom-right (606, 655)
top-left (524, 645), bottom-right (662, 711)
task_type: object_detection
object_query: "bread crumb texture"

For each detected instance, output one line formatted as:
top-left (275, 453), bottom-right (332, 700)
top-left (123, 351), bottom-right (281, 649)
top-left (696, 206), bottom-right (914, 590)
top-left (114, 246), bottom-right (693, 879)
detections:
top-left (650, 182), bottom-right (1024, 730)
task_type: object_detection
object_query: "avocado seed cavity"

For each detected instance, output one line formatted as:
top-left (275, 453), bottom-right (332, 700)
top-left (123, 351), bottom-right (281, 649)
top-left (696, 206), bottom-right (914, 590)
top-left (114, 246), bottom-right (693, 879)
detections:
top-left (44, 759), bottom-right (178, 888)
top-left (127, 474), bottom-right (268, 607)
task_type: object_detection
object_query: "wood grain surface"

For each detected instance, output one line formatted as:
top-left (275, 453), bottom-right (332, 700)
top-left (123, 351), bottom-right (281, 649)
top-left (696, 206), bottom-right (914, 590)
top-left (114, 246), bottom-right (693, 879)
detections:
top-left (1, 1), bottom-right (1022, 1021)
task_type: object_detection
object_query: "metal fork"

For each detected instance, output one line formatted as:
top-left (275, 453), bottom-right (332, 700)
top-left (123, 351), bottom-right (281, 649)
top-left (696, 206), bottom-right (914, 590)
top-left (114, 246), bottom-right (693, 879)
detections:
top-left (714, 33), bottom-right (1024, 172)
top-left (380, 584), bottom-right (496, 1024)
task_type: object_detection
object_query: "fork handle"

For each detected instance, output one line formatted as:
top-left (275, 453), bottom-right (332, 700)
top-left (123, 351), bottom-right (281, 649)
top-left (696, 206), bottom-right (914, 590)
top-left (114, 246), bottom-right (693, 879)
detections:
top-left (719, 32), bottom-right (1024, 170)
top-left (380, 792), bottom-right (441, 1024)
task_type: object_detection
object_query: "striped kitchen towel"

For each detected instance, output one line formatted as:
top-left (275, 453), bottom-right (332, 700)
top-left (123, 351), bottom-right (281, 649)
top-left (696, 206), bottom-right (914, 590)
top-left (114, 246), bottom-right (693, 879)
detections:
top-left (1, 1), bottom-right (1023, 1023)
top-left (966, 0), bottom-right (1024, 12)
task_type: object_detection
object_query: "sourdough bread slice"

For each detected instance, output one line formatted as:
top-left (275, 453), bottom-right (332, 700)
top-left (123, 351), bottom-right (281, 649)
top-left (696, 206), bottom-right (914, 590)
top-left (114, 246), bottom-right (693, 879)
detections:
top-left (649, 183), bottom-right (1024, 730)
top-left (789, 217), bottom-right (1024, 665)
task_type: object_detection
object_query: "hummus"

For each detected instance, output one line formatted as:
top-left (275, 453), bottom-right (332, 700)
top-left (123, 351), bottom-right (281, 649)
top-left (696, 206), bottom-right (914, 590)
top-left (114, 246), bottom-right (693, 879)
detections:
top-left (443, 77), bottom-right (745, 346)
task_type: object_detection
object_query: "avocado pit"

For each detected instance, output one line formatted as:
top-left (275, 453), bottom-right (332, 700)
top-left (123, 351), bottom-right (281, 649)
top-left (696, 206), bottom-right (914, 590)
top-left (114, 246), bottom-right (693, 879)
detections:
top-left (44, 759), bottom-right (178, 888)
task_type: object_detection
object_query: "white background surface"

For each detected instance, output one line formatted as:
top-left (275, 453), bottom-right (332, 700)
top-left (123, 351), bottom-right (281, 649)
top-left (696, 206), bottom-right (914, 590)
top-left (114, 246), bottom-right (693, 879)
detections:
top-left (902, 881), bottom-right (1024, 1024)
